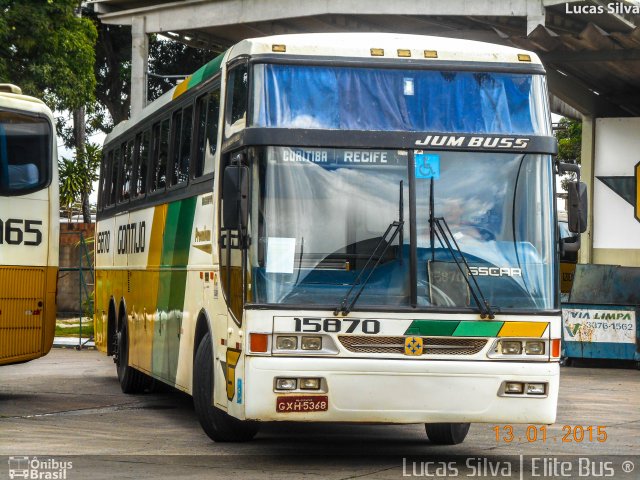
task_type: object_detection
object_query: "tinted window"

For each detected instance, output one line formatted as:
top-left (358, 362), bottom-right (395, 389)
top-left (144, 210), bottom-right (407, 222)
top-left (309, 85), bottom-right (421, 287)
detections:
top-left (151, 119), bottom-right (169, 191)
top-left (0, 110), bottom-right (51, 195)
top-left (98, 150), bottom-right (110, 210)
top-left (225, 64), bottom-right (248, 134)
top-left (195, 96), bottom-right (207, 177)
top-left (109, 147), bottom-right (120, 205)
top-left (118, 140), bottom-right (134, 203)
top-left (171, 106), bottom-right (192, 185)
top-left (195, 90), bottom-right (220, 177)
top-left (134, 130), bottom-right (150, 197)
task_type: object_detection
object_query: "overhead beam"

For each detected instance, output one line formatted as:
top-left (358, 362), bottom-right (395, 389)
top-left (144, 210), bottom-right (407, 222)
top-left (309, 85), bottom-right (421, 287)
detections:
top-left (97, 0), bottom-right (534, 31)
top-left (542, 48), bottom-right (640, 63)
top-left (546, 68), bottom-right (629, 117)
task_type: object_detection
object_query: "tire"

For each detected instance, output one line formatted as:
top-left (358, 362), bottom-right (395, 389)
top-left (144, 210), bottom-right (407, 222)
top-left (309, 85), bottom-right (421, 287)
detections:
top-left (193, 332), bottom-right (259, 442)
top-left (115, 319), bottom-right (150, 394)
top-left (425, 423), bottom-right (471, 445)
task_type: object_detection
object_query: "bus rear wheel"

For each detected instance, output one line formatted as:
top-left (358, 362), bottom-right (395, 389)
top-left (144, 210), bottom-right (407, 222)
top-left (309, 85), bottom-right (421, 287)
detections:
top-left (193, 332), bottom-right (259, 442)
top-left (425, 423), bottom-right (470, 445)
top-left (115, 320), bottom-right (150, 394)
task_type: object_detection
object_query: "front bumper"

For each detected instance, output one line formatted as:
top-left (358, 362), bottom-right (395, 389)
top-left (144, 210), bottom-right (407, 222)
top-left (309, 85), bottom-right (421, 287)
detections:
top-left (244, 356), bottom-right (559, 423)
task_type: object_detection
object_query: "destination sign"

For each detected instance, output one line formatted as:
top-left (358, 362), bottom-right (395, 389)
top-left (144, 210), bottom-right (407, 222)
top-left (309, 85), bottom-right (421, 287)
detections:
top-left (271, 147), bottom-right (407, 168)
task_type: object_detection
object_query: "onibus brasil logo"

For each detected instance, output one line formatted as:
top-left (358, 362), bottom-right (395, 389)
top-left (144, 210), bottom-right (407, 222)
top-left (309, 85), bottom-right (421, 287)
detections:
top-left (7, 457), bottom-right (72, 479)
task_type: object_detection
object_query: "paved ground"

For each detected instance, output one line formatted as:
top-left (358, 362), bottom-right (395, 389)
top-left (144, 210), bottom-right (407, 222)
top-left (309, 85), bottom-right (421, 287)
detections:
top-left (0, 349), bottom-right (638, 479)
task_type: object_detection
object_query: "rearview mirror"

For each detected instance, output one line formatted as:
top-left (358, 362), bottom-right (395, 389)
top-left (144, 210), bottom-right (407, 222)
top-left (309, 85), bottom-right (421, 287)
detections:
top-left (567, 181), bottom-right (588, 234)
top-left (222, 164), bottom-right (249, 230)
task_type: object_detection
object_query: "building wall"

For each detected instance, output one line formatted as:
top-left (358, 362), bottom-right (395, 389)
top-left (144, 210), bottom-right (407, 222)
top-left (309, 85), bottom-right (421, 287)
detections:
top-left (57, 223), bottom-right (95, 315)
top-left (592, 117), bottom-right (640, 267)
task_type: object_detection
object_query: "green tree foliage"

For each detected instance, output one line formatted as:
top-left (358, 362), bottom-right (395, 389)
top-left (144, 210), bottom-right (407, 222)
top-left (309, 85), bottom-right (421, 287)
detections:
top-left (59, 142), bottom-right (101, 220)
top-left (85, 9), bottom-right (218, 133)
top-left (147, 38), bottom-right (216, 102)
top-left (555, 117), bottom-right (582, 191)
top-left (0, 0), bottom-right (97, 112)
top-left (555, 117), bottom-right (582, 164)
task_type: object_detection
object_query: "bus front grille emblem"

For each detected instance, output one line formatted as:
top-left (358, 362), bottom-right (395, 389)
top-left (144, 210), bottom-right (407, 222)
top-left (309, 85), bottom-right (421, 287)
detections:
top-left (404, 336), bottom-right (424, 356)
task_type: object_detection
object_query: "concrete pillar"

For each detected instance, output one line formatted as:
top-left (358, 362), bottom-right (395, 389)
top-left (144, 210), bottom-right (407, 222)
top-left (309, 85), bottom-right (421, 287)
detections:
top-left (578, 116), bottom-right (595, 265)
top-left (131, 16), bottom-right (149, 117)
top-left (526, 0), bottom-right (545, 34)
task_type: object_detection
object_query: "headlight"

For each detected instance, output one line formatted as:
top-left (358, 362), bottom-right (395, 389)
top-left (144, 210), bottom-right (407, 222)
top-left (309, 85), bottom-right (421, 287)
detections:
top-left (301, 336), bottom-right (322, 350)
top-left (276, 336), bottom-right (297, 350)
top-left (525, 341), bottom-right (545, 355)
top-left (500, 340), bottom-right (522, 355)
top-left (299, 378), bottom-right (321, 390)
top-left (504, 382), bottom-right (524, 394)
top-left (275, 378), bottom-right (297, 390)
top-left (527, 383), bottom-right (546, 395)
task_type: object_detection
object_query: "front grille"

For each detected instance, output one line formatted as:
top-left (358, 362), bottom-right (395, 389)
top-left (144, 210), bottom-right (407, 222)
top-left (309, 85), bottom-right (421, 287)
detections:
top-left (338, 335), bottom-right (487, 355)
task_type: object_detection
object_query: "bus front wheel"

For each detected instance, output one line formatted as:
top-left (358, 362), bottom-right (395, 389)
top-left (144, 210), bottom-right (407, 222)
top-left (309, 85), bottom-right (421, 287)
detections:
top-left (425, 423), bottom-right (470, 445)
top-left (193, 332), bottom-right (259, 442)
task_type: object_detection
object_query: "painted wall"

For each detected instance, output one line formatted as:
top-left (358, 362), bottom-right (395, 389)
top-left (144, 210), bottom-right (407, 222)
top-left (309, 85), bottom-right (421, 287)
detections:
top-left (592, 117), bottom-right (640, 266)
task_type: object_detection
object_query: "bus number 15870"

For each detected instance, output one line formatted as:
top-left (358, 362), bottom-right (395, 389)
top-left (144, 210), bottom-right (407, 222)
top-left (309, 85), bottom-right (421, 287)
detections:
top-left (293, 317), bottom-right (380, 334)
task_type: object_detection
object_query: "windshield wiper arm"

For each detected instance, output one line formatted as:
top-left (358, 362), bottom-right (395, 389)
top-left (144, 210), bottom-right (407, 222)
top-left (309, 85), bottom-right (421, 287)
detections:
top-left (432, 217), bottom-right (495, 319)
top-left (334, 219), bottom-right (404, 316)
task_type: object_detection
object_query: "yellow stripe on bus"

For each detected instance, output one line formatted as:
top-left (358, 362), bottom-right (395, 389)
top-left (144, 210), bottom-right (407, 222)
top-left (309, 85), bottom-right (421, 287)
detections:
top-left (497, 321), bottom-right (547, 338)
top-left (172, 75), bottom-right (192, 100)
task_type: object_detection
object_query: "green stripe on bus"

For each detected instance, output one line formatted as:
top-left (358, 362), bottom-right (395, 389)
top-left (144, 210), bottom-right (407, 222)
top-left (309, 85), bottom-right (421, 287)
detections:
top-left (187, 51), bottom-right (226, 92)
top-left (452, 321), bottom-right (504, 337)
top-left (202, 52), bottom-right (225, 80)
top-left (153, 197), bottom-right (198, 385)
top-left (160, 197), bottom-right (197, 267)
top-left (404, 320), bottom-right (459, 336)
top-left (188, 64), bottom-right (207, 89)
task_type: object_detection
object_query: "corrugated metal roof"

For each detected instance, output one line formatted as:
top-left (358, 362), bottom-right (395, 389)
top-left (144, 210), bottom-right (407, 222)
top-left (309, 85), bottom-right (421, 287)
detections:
top-left (507, 23), bottom-right (640, 116)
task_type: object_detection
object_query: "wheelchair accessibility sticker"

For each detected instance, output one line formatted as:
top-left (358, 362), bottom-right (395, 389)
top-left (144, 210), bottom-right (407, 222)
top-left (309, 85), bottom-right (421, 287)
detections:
top-left (415, 152), bottom-right (440, 179)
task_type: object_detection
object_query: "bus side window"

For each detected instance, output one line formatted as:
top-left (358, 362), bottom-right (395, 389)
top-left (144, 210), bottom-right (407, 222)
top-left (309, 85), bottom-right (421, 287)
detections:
top-left (195, 88), bottom-right (220, 178)
top-left (119, 140), bottom-right (134, 203)
top-left (151, 119), bottom-right (169, 192)
top-left (97, 150), bottom-right (108, 210)
top-left (194, 95), bottom-right (207, 178)
top-left (225, 64), bottom-right (248, 137)
top-left (171, 106), bottom-right (192, 186)
top-left (109, 147), bottom-right (120, 206)
top-left (134, 130), bottom-right (150, 198)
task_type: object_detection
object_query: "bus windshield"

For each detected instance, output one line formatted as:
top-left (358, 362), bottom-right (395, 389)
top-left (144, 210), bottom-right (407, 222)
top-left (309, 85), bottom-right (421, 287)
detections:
top-left (252, 64), bottom-right (549, 135)
top-left (0, 110), bottom-right (51, 195)
top-left (249, 147), bottom-right (555, 311)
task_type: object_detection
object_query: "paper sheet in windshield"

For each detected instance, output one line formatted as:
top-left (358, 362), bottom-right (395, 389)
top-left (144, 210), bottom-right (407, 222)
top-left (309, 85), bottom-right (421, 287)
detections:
top-left (266, 237), bottom-right (296, 273)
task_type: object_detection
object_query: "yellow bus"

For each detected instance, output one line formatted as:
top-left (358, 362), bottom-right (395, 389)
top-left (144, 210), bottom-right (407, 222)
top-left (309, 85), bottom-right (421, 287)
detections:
top-left (0, 84), bottom-right (59, 365)
top-left (95, 33), bottom-right (580, 444)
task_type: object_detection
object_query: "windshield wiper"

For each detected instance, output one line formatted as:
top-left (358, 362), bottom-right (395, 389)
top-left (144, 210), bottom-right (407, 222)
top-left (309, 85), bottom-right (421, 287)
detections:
top-left (431, 216), bottom-right (496, 319)
top-left (334, 181), bottom-right (404, 316)
top-left (333, 219), bottom-right (404, 316)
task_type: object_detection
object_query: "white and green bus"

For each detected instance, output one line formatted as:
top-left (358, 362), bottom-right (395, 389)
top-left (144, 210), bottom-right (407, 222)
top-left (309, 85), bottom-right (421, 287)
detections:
top-left (95, 33), bottom-right (572, 444)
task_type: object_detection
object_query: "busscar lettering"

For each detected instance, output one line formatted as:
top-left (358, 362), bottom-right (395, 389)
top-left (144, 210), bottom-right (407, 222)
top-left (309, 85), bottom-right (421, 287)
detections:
top-left (468, 266), bottom-right (522, 277)
top-left (117, 221), bottom-right (146, 254)
top-left (415, 135), bottom-right (529, 149)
